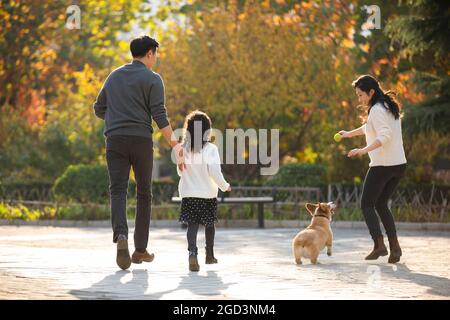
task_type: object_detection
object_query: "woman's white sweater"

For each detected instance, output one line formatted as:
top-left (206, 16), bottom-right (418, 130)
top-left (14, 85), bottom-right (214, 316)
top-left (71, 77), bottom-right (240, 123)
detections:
top-left (363, 102), bottom-right (407, 167)
top-left (177, 142), bottom-right (230, 199)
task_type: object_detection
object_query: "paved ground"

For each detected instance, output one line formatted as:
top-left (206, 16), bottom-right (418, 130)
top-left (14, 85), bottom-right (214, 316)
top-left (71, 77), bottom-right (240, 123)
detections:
top-left (0, 226), bottom-right (449, 300)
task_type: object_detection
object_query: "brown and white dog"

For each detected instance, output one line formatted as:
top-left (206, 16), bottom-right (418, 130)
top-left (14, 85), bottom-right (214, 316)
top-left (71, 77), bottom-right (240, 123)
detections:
top-left (292, 202), bottom-right (336, 265)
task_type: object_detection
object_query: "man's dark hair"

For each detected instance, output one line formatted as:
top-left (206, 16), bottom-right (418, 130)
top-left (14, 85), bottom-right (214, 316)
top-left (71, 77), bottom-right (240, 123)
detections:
top-left (130, 36), bottom-right (159, 58)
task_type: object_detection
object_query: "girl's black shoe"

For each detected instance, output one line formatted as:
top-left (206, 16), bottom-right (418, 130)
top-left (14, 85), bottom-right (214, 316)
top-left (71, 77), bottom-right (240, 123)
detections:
top-left (205, 246), bottom-right (218, 264)
top-left (189, 248), bottom-right (200, 272)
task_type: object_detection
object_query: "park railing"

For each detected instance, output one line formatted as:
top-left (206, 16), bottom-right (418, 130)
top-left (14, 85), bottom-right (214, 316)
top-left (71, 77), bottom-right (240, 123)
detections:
top-left (0, 182), bottom-right (54, 202)
top-left (326, 184), bottom-right (449, 221)
top-left (227, 186), bottom-right (321, 219)
top-left (1, 184), bottom-right (448, 222)
top-left (214, 185), bottom-right (449, 222)
top-left (0, 181), bottom-right (177, 205)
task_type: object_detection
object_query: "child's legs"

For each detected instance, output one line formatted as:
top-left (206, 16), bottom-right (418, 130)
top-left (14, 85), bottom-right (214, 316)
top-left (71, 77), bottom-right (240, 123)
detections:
top-left (205, 224), bottom-right (215, 248)
top-left (187, 222), bottom-right (199, 252)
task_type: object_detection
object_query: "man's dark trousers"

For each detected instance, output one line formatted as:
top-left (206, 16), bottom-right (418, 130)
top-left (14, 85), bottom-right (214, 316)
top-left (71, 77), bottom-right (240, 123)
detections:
top-left (106, 135), bottom-right (153, 251)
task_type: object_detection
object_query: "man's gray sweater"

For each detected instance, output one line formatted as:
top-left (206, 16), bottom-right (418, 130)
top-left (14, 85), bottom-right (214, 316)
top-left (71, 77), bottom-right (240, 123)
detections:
top-left (93, 60), bottom-right (169, 138)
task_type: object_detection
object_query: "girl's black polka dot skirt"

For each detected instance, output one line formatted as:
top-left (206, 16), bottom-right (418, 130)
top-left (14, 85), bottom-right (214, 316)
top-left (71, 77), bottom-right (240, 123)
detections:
top-left (179, 197), bottom-right (218, 226)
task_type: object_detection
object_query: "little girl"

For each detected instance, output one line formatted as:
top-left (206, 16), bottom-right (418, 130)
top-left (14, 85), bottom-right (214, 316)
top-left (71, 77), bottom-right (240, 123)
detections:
top-left (177, 110), bottom-right (231, 272)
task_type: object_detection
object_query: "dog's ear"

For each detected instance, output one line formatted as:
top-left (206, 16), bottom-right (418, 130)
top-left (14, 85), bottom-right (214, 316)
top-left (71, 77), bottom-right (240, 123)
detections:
top-left (305, 203), bottom-right (318, 215)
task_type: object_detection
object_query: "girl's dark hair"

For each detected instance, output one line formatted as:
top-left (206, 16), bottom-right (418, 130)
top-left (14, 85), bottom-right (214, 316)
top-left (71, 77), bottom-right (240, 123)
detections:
top-left (352, 75), bottom-right (401, 120)
top-left (182, 110), bottom-right (212, 152)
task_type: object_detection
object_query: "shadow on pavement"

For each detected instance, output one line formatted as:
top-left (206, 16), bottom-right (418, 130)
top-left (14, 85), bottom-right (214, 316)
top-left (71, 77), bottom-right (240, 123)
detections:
top-left (70, 269), bottom-right (235, 299)
top-left (70, 269), bottom-right (148, 299)
top-left (300, 261), bottom-right (450, 298)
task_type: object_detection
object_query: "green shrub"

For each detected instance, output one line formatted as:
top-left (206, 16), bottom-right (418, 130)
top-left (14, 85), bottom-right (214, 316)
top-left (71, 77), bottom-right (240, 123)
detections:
top-left (57, 204), bottom-right (110, 220)
top-left (151, 205), bottom-right (180, 220)
top-left (52, 164), bottom-right (178, 204)
top-left (53, 164), bottom-right (109, 203)
top-left (0, 201), bottom-right (447, 223)
top-left (264, 163), bottom-right (326, 187)
top-left (332, 207), bottom-right (363, 221)
top-left (152, 181), bottom-right (177, 204)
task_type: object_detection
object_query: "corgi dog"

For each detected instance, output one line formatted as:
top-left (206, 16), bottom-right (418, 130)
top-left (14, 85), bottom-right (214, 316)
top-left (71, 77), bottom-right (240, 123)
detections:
top-left (292, 202), bottom-right (336, 265)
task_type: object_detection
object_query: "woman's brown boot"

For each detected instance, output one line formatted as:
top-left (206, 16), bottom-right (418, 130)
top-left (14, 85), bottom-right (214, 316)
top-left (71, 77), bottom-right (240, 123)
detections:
top-left (365, 235), bottom-right (388, 260)
top-left (388, 236), bottom-right (402, 264)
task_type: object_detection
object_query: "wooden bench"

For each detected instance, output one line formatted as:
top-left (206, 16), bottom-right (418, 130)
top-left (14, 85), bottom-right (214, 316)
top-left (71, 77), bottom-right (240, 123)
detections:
top-left (171, 196), bottom-right (275, 228)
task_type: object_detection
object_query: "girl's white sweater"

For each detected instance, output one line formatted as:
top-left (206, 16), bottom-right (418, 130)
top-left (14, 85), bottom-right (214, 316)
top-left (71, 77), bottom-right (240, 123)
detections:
top-left (177, 142), bottom-right (230, 198)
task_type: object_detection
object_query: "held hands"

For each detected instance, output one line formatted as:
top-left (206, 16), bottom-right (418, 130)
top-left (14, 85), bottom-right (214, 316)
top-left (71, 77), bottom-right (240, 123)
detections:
top-left (173, 143), bottom-right (186, 171)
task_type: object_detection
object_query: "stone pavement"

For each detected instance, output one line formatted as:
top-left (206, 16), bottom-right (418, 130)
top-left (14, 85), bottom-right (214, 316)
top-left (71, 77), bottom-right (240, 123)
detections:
top-left (0, 225), bottom-right (449, 300)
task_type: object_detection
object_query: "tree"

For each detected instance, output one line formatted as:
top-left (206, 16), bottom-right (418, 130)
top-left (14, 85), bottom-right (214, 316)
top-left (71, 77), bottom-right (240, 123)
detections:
top-left (385, 0), bottom-right (450, 184)
top-left (0, 0), bottom-right (148, 180)
top-left (159, 0), bottom-right (364, 181)
top-left (385, 0), bottom-right (450, 134)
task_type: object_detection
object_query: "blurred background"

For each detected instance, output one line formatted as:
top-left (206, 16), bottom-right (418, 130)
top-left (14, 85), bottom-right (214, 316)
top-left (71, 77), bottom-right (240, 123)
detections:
top-left (0, 0), bottom-right (448, 222)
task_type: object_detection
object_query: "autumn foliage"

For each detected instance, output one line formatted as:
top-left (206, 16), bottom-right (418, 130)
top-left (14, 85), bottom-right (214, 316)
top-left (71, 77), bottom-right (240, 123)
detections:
top-left (0, 0), bottom-right (448, 185)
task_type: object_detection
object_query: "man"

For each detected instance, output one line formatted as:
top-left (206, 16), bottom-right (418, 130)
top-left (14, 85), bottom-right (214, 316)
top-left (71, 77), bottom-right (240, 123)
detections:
top-left (94, 36), bottom-right (184, 270)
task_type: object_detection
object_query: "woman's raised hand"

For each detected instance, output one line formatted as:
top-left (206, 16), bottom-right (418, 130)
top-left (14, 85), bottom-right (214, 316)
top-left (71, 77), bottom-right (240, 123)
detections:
top-left (339, 130), bottom-right (352, 139)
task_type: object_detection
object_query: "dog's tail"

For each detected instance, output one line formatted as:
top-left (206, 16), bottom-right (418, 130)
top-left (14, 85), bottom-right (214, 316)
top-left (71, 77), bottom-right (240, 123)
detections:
top-left (294, 238), bottom-right (305, 247)
top-left (293, 234), bottom-right (312, 248)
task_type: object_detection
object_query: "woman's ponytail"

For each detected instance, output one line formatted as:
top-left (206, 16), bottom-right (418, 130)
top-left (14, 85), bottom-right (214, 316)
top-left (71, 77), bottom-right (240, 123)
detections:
top-left (381, 90), bottom-right (400, 120)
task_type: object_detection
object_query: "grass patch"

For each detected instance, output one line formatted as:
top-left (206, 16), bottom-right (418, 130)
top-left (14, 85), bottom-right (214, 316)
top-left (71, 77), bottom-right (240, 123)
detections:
top-left (0, 202), bottom-right (447, 223)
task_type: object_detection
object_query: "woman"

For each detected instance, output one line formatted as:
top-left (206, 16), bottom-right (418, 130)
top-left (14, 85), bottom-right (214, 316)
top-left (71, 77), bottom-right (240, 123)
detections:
top-left (339, 75), bottom-right (407, 264)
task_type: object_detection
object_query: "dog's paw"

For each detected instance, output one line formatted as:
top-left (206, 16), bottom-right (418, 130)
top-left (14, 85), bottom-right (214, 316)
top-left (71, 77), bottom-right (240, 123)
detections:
top-left (327, 251), bottom-right (332, 256)
top-left (295, 259), bottom-right (302, 265)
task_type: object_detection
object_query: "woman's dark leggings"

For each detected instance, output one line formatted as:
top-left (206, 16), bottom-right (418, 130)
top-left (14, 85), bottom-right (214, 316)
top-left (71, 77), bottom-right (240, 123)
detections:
top-left (187, 223), bottom-right (215, 252)
top-left (361, 164), bottom-right (406, 239)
